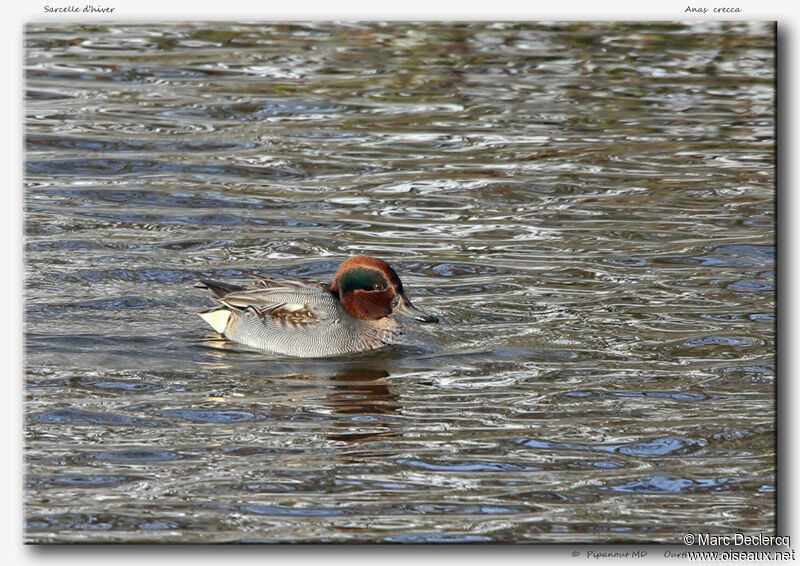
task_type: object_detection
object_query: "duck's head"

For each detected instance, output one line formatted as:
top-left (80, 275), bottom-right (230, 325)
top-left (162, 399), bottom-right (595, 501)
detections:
top-left (330, 256), bottom-right (439, 323)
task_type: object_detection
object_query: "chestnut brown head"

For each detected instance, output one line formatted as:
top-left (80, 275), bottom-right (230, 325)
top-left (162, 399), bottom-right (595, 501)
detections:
top-left (330, 256), bottom-right (438, 323)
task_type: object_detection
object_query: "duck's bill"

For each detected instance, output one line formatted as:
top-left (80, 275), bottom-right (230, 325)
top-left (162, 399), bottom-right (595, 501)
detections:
top-left (393, 293), bottom-right (439, 323)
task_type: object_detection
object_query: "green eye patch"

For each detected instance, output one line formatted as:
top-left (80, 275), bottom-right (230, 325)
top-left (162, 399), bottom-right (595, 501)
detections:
top-left (337, 268), bottom-right (389, 296)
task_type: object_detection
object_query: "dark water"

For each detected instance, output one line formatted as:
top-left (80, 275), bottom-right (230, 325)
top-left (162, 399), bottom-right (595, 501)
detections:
top-left (24, 22), bottom-right (775, 543)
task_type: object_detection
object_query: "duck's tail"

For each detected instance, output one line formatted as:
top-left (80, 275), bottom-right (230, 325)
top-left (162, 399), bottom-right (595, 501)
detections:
top-left (196, 279), bottom-right (245, 297)
top-left (195, 279), bottom-right (245, 333)
top-left (197, 307), bottom-right (231, 334)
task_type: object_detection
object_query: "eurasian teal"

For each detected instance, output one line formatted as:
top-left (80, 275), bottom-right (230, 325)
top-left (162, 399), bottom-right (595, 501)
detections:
top-left (196, 256), bottom-right (438, 357)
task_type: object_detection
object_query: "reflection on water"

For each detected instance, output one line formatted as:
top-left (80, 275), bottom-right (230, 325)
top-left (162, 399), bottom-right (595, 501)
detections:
top-left (24, 21), bottom-right (775, 543)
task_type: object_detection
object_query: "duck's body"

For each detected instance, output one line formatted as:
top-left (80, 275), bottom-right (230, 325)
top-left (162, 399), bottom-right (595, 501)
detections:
top-left (196, 256), bottom-right (437, 358)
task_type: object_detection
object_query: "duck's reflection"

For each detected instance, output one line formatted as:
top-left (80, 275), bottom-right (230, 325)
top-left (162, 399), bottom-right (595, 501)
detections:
top-left (327, 367), bottom-right (396, 415)
top-left (197, 340), bottom-right (402, 443)
top-left (324, 366), bottom-right (399, 442)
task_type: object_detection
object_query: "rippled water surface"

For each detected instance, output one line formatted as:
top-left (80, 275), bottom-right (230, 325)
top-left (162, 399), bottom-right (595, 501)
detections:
top-left (24, 22), bottom-right (775, 543)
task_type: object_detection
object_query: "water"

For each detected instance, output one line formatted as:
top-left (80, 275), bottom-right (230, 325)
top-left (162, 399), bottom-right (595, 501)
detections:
top-left (24, 21), bottom-right (775, 543)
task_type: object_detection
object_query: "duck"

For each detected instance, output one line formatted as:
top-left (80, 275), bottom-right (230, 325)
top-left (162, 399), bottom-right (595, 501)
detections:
top-left (196, 256), bottom-right (439, 357)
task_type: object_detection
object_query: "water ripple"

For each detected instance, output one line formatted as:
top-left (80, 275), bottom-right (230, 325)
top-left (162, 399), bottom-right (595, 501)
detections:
top-left (24, 21), bottom-right (775, 544)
